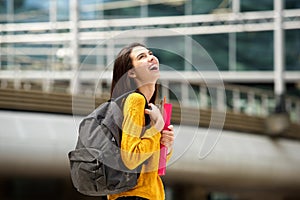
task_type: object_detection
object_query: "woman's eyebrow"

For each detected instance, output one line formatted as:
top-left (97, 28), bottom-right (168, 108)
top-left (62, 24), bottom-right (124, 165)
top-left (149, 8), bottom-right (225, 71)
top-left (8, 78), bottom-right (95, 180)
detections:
top-left (136, 52), bottom-right (146, 58)
top-left (136, 52), bottom-right (145, 58)
top-left (136, 50), bottom-right (151, 58)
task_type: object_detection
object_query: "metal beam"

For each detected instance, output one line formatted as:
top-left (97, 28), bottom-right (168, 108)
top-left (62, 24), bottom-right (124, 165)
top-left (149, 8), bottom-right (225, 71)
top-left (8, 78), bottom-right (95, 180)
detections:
top-left (1, 21), bottom-right (299, 44)
top-left (1, 70), bottom-right (299, 83)
top-left (1, 9), bottom-right (299, 33)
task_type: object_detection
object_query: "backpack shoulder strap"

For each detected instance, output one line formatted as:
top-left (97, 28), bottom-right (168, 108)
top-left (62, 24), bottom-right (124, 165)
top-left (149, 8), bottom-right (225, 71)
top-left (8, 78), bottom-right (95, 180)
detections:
top-left (133, 90), bottom-right (151, 127)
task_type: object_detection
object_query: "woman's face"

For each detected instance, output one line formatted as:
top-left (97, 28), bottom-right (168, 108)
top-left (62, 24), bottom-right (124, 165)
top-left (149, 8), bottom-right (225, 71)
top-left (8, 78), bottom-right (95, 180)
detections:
top-left (129, 46), bottom-right (160, 85)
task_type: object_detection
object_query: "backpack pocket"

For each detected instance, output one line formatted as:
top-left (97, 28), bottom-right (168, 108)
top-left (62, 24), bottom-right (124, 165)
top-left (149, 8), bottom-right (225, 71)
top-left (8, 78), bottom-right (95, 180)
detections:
top-left (68, 148), bottom-right (106, 196)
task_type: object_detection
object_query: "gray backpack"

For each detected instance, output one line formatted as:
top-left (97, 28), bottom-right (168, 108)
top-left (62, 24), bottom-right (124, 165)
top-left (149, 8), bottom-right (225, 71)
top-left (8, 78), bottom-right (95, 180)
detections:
top-left (68, 92), bottom-right (147, 196)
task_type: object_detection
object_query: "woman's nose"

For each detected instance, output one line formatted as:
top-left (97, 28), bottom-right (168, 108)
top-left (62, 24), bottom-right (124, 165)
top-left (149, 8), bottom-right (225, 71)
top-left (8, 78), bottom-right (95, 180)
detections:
top-left (148, 55), bottom-right (158, 63)
top-left (148, 55), bottom-right (154, 62)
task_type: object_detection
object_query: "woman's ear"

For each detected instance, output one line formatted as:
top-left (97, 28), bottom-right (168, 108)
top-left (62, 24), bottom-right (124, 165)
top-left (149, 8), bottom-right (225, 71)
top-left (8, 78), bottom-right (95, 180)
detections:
top-left (128, 68), bottom-right (136, 78)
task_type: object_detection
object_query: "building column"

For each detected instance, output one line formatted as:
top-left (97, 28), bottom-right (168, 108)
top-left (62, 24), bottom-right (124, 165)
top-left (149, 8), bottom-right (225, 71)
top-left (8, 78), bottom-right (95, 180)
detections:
top-left (265, 0), bottom-right (290, 136)
top-left (274, 0), bottom-right (286, 112)
top-left (229, 0), bottom-right (240, 71)
top-left (69, 0), bottom-right (80, 94)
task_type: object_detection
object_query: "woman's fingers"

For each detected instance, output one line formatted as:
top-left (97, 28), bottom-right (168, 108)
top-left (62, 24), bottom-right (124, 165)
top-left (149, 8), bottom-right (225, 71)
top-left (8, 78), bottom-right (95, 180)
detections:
top-left (160, 127), bottom-right (174, 149)
top-left (144, 108), bottom-right (151, 115)
top-left (145, 103), bottom-right (164, 131)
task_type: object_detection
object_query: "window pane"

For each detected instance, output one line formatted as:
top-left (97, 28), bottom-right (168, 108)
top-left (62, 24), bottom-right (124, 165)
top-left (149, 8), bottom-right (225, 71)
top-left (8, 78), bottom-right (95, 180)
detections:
top-left (193, 34), bottom-right (229, 71)
top-left (237, 31), bottom-right (273, 71)
top-left (148, 1), bottom-right (184, 17)
top-left (241, 0), bottom-right (273, 12)
top-left (14, 0), bottom-right (50, 23)
top-left (57, 0), bottom-right (69, 21)
top-left (192, 0), bottom-right (229, 15)
top-left (102, 0), bottom-right (140, 19)
top-left (286, 29), bottom-right (300, 71)
top-left (147, 36), bottom-right (185, 71)
top-left (286, 0), bottom-right (300, 9)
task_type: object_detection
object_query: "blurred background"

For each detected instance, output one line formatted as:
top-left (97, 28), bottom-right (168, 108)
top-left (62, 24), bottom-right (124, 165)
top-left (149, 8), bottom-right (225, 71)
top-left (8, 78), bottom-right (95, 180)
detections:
top-left (0, 0), bottom-right (300, 199)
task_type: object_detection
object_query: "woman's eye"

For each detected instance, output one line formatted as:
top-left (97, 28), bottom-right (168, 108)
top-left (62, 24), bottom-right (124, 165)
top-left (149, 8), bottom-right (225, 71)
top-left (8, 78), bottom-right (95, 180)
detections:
top-left (138, 54), bottom-right (146, 59)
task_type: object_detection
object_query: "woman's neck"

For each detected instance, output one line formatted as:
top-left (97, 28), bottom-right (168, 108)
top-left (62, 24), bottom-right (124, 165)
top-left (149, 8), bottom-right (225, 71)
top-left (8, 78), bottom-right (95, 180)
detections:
top-left (138, 84), bottom-right (155, 103)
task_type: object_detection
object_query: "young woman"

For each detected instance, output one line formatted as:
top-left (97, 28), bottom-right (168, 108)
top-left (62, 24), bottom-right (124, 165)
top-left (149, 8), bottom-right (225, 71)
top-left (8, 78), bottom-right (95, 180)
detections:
top-left (107, 43), bottom-right (174, 200)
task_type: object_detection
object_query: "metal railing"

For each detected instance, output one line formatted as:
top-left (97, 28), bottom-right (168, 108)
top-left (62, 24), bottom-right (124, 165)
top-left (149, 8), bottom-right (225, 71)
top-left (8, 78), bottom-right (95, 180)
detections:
top-left (0, 76), bottom-right (299, 125)
top-left (158, 80), bottom-right (300, 125)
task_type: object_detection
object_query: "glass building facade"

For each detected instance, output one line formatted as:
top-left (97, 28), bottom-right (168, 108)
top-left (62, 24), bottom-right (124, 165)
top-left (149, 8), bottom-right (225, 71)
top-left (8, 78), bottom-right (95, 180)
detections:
top-left (0, 2), bottom-right (299, 71)
top-left (1, 0), bottom-right (299, 71)
top-left (1, 1), bottom-right (300, 200)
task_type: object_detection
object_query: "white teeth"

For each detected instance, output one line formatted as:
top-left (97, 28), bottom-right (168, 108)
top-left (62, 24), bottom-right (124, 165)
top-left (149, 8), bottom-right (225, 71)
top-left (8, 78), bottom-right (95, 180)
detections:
top-left (150, 65), bottom-right (158, 70)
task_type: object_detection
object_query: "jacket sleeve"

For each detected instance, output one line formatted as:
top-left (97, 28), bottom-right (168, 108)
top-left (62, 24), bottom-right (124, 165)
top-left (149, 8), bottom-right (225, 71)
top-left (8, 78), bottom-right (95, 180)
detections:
top-left (121, 93), bottom-right (161, 170)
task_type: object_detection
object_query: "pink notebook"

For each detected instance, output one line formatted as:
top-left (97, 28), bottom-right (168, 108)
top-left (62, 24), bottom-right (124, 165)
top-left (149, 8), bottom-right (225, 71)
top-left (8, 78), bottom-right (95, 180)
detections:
top-left (158, 102), bottom-right (172, 176)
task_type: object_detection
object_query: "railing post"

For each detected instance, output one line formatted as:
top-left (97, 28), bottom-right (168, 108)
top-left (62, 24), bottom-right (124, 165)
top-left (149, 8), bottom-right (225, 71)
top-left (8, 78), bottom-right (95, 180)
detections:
top-left (217, 87), bottom-right (226, 112)
top-left (262, 94), bottom-right (269, 116)
top-left (200, 86), bottom-right (208, 109)
top-left (285, 98), bottom-right (292, 113)
top-left (14, 71), bottom-right (21, 90)
top-left (233, 89), bottom-right (240, 113)
top-left (247, 91), bottom-right (255, 115)
top-left (0, 80), bottom-right (8, 89)
top-left (296, 102), bottom-right (300, 123)
top-left (181, 82), bottom-right (189, 106)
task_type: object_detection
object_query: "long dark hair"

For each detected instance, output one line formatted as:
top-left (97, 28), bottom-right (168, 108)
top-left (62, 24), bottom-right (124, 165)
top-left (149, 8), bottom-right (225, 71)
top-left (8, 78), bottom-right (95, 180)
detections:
top-left (110, 42), bottom-right (158, 104)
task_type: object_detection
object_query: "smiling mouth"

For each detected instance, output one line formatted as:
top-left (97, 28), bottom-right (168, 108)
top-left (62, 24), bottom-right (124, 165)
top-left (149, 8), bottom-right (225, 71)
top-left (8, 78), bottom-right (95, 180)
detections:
top-left (149, 65), bottom-right (159, 71)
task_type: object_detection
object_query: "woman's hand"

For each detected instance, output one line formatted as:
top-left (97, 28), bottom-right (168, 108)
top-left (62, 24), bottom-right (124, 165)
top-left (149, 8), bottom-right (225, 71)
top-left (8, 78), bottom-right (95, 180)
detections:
top-left (160, 125), bottom-right (174, 153)
top-left (144, 103), bottom-right (164, 131)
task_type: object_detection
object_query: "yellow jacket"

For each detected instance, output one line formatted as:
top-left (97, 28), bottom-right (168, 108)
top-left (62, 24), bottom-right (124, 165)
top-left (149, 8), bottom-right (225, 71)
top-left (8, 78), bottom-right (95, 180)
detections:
top-left (108, 93), bottom-right (171, 200)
